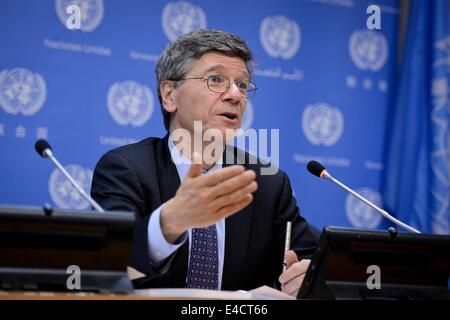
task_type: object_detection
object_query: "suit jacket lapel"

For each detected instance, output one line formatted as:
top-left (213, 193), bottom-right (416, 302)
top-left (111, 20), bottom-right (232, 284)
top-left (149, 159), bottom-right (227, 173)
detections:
top-left (155, 133), bottom-right (180, 204)
top-left (155, 134), bottom-right (188, 287)
top-left (221, 145), bottom-right (254, 290)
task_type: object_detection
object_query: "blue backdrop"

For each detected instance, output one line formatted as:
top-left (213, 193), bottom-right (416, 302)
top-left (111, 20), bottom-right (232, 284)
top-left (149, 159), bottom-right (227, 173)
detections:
top-left (2, 0), bottom-right (443, 234)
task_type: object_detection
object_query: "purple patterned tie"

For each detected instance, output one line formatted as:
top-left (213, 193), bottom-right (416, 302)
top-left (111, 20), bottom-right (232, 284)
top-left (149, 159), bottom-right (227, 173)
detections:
top-left (186, 225), bottom-right (219, 290)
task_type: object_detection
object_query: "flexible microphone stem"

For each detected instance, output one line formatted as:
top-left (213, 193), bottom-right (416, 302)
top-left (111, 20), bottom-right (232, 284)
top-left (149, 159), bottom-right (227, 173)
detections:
top-left (44, 149), bottom-right (105, 213)
top-left (322, 171), bottom-right (420, 234)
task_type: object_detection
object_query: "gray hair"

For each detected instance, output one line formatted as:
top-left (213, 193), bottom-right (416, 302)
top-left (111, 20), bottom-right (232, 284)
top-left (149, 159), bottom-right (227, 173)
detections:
top-left (155, 29), bottom-right (253, 131)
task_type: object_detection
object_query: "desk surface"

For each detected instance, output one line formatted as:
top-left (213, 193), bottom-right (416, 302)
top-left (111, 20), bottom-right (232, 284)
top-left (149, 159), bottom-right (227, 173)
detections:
top-left (0, 286), bottom-right (292, 300)
top-left (0, 291), bottom-right (153, 300)
top-left (0, 288), bottom-right (255, 300)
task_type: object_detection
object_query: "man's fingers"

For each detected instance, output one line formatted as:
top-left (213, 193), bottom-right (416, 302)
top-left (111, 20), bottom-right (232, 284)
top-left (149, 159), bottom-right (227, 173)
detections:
top-left (282, 273), bottom-right (305, 297)
top-left (279, 258), bottom-right (310, 285)
top-left (211, 181), bottom-right (258, 209)
top-left (186, 152), bottom-right (202, 178)
top-left (280, 257), bottom-right (310, 298)
top-left (286, 250), bottom-right (298, 269)
top-left (197, 165), bottom-right (246, 186)
top-left (208, 169), bottom-right (256, 197)
top-left (214, 193), bottom-right (253, 219)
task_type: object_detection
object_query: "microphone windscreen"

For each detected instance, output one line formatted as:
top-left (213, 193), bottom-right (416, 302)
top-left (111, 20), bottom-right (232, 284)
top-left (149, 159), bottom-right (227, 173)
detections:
top-left (35, 139), bottom-right (52, 157)
top-left (307, 160), bottom-right (326, 177)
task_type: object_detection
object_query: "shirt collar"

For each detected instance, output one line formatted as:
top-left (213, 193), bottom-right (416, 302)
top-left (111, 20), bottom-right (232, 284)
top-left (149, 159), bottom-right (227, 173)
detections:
top-left (168, 135), bottom-right (223, 181)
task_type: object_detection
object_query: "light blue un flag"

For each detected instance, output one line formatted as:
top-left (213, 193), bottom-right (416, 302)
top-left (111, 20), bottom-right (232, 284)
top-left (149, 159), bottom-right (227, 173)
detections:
top-left (383, 0), bottom-right (449, 234)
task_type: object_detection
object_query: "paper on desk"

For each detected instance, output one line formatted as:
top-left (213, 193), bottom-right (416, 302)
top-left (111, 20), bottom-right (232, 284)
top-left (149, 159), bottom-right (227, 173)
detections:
top-left (249, 286), bottom-right (294, 300)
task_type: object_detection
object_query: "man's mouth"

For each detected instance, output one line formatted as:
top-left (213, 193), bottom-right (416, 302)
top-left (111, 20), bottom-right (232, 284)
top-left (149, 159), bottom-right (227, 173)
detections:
top-left (218, 112), bottom-right (239, 121)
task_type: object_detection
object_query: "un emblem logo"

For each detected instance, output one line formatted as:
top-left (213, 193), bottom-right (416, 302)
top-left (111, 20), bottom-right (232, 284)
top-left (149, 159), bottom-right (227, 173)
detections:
top-left (345, 187), bottom-right (383, 229)
top-left (162, 1), bottom-right (207, 41)
top-left (107, 81), bottom-right (154, 127)
top-left (49, 164), bottom-right (93, 210)
top-left (55, 0), bottom-right (104, 32)
top-left (349, 29), bottom-right (388, 71)
top-left (0, 68), bottom-right (46, 116)
top-left (302, 103), bottom-right (344, 146)
top-left (260, 15), bottom-right (301, 59)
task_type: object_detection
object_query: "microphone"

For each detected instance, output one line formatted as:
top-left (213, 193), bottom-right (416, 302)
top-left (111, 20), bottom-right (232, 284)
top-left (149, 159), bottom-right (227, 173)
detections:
top-left (35, 139), bottom-right (105, 213)
top-left (307, 160), bottom-right (420, 234)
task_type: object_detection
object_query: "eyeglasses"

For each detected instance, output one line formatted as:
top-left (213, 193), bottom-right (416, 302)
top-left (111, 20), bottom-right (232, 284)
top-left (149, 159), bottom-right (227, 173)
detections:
top-left (176, 74), bottom-right (257, 99)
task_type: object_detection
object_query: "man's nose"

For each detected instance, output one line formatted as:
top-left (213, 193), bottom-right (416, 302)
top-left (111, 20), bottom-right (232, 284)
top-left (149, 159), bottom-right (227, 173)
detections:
top-left (222, 82), bottom-right (243, 103)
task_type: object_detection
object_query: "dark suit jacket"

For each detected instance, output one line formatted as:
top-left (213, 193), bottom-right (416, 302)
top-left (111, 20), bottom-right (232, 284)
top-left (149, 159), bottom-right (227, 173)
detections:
top-left (91, 134), bottom-right (318, 291)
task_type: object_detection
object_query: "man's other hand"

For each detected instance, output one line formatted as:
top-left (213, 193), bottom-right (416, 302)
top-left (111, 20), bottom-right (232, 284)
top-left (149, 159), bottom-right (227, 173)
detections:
top-left (279, 250), bottom-right (311, 298)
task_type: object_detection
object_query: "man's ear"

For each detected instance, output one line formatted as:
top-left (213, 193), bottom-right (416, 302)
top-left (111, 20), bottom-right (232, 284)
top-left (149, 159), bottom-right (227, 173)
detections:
top-left (160, 80), bottom-right (177, 113)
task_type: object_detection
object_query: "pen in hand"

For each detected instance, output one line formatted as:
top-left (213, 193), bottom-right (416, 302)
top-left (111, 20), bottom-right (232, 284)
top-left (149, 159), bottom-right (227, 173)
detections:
top-left (282, 221), bottom-right (292, 273)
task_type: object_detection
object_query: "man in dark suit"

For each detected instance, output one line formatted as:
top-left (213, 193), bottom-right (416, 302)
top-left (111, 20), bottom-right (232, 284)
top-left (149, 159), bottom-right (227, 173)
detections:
top-left (91, 29), bottom-right (318, 297)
